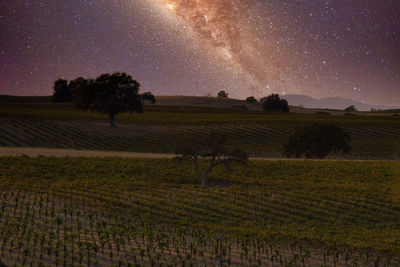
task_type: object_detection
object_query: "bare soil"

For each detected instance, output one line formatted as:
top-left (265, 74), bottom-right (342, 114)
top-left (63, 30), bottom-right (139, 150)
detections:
top-left (0, 147), bottom-right (176, 159)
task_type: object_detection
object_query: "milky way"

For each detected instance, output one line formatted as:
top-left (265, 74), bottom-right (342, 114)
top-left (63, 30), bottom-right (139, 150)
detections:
top-left (153, 0), bottom-right (283, 94)
top-left (1, 0), bottom-right (399, 105)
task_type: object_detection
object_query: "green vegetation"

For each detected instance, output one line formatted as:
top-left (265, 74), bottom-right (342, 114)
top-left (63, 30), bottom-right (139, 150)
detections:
top-left (1, 103), bottom-right (399, 159)
top-left (1, 156), bottom-right (400, 265)
top-left (52, 79), bottom-right (73, 103)
top-left (284, 123), bottom-right (351, 158)
top-left (175, 132), bottom-right (248, 186)
top-left (71, 73), bottom-right (156, 127)
top-left (261, 94), bottom-right (289, 112)
top-left (1, 99), bottom-right (400, 265)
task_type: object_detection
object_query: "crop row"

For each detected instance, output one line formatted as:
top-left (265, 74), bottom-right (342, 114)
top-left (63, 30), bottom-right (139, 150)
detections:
top-left (1, 117), bottom-right (399, 159)
top-left (2, 157), bottom-right (400, 265)
top-left (1, 188), bottom-right (399, 266)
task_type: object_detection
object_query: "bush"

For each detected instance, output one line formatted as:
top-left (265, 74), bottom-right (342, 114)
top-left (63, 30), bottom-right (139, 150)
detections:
top-left (284, 123), bottom-right (351, 159)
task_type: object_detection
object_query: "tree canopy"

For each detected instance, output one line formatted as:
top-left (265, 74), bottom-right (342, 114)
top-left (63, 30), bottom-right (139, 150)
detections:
top-left (217, 91), bottom-right (228, 98)
top-left (72, 72), bottom-right (155, 126)
top-left (284, 123), bottom-right (351, 159)
top-left (261, 94), bottom-right (289, 112)
top-left (245, 96), bottom-right (257, 103)
top-left (345, 105), bottom-right (357, 112)
top-left (175, 133), bottom-right (248, 186)
top-left (52, 79), bottom-right (73, 103)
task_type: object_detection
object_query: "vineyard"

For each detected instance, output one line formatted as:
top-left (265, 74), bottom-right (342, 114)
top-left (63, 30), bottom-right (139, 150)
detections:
top-left (1, 103), bottom-right (400, 159)
top-left (1, 102), bottom-right (400, 265)
top-left (1, 157), bottom-right (400, 266)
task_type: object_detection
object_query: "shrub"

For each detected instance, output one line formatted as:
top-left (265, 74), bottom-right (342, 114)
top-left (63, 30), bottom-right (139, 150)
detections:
top-left (284, 123), bottom-right (351, 158)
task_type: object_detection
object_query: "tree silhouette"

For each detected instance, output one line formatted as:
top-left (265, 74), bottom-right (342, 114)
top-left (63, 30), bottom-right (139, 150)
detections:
top-left (261, 94), bottom-right (289, 112)
top-left (73, 73), bottom-right (155, 127)
top-left (217, 91), bottom-right (228, 98)
top-left (175, 133), bottom-right (248, 187)
top-left (52, 79), bottom-right (73, 103)
top-left (345, 105), bottom-right (357, 112)
top-left (245, 96), bottom-right (257, 103)
top-left (284, 123), bottom-right (351, 159)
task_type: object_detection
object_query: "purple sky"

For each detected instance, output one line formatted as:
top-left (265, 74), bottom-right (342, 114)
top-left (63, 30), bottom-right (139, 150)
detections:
top-left (1, 0), bottom-right (399, 105)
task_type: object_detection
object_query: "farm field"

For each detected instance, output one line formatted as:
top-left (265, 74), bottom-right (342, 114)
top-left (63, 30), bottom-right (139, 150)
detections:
top-left (1, 157), bottom-right (400, 266)
top-left (1, 102), bottom-right (400, 159)
top-left (1, 99), bottom-right (400, 266)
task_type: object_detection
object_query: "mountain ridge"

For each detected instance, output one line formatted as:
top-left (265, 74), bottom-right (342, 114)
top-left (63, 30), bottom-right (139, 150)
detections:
top-left (282, 94), bottom-right (400, 111)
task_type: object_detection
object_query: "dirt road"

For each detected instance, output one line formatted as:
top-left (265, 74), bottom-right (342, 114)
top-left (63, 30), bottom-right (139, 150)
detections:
top-left (0, 146), bottom-right (386, 161)
top-left (0, 147), bottom-right (176, 159)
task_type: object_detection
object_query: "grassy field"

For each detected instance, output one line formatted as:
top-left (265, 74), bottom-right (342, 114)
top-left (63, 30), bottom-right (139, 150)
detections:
top-left (1, 156), bottom-right (400, 266)
top-left (1, 102), bottom-right (399, 159)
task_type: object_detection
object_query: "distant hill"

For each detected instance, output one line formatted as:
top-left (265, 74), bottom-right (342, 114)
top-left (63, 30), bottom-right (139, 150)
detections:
top-left (1, 94), bottom-right (399, 112)
top-left (152, 95), bottom-right (245, 108)
top-left (283, 94), bottom-right (400, 111)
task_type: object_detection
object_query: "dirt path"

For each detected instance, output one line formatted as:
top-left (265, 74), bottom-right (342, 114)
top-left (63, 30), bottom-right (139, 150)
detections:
top-left (0, 147), bottom-right (176, 159)
top-left (0, 146), bottom-right (386, 161)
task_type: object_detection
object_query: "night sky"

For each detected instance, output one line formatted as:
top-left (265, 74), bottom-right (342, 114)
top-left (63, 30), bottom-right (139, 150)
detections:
top-left (1, 0), bottom-right (399, 105)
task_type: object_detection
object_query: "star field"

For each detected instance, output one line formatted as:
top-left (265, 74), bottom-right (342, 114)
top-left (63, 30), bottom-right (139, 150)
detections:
top-left (1, 0), bottom-right (399, 105)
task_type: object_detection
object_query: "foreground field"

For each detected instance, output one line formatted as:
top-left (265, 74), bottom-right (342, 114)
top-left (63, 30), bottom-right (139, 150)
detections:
top-left (1, 103), bottom-right (400, 159)
top-left (1, 156), bottom-right (400, 266)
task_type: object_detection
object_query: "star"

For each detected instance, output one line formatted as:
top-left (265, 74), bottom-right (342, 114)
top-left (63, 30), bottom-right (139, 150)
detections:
top-left (0, 0), bottom-right (399, 105)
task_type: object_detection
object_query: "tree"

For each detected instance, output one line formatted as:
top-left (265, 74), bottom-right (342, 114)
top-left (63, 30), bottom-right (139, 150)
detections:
top-left (73, 73), bottom-right (155, 127)
top-left (345, 105), bottom-right (357, 112)
top-left (141, 92), bottom-right (156, 103)
top-left (69, 77), bottom-right (91, 107)
top-left (217, 91), bottom-right (228, 98)
top-left (52, 79), bottom-right (73, 103)
top-left (175, 133), bottom-right (248, 187)
top-left (284, 123), bottom-right (351, 159)
top-left (261, 94), bottom-right (289, 112)
top-left (245, 96), bottom-right (257, 103)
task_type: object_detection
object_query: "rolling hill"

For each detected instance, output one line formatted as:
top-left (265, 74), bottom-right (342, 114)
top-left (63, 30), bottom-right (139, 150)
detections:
top-left (283, 94), bottom-right (400, 111)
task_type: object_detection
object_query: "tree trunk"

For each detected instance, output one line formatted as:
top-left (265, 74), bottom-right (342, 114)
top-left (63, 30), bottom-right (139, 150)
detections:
top-left (201, 174), bottom-right (207, 187)
top-left (109, 114), bottom-right (116, 127)
top-left (200, 159), bottom-right (216, 187)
